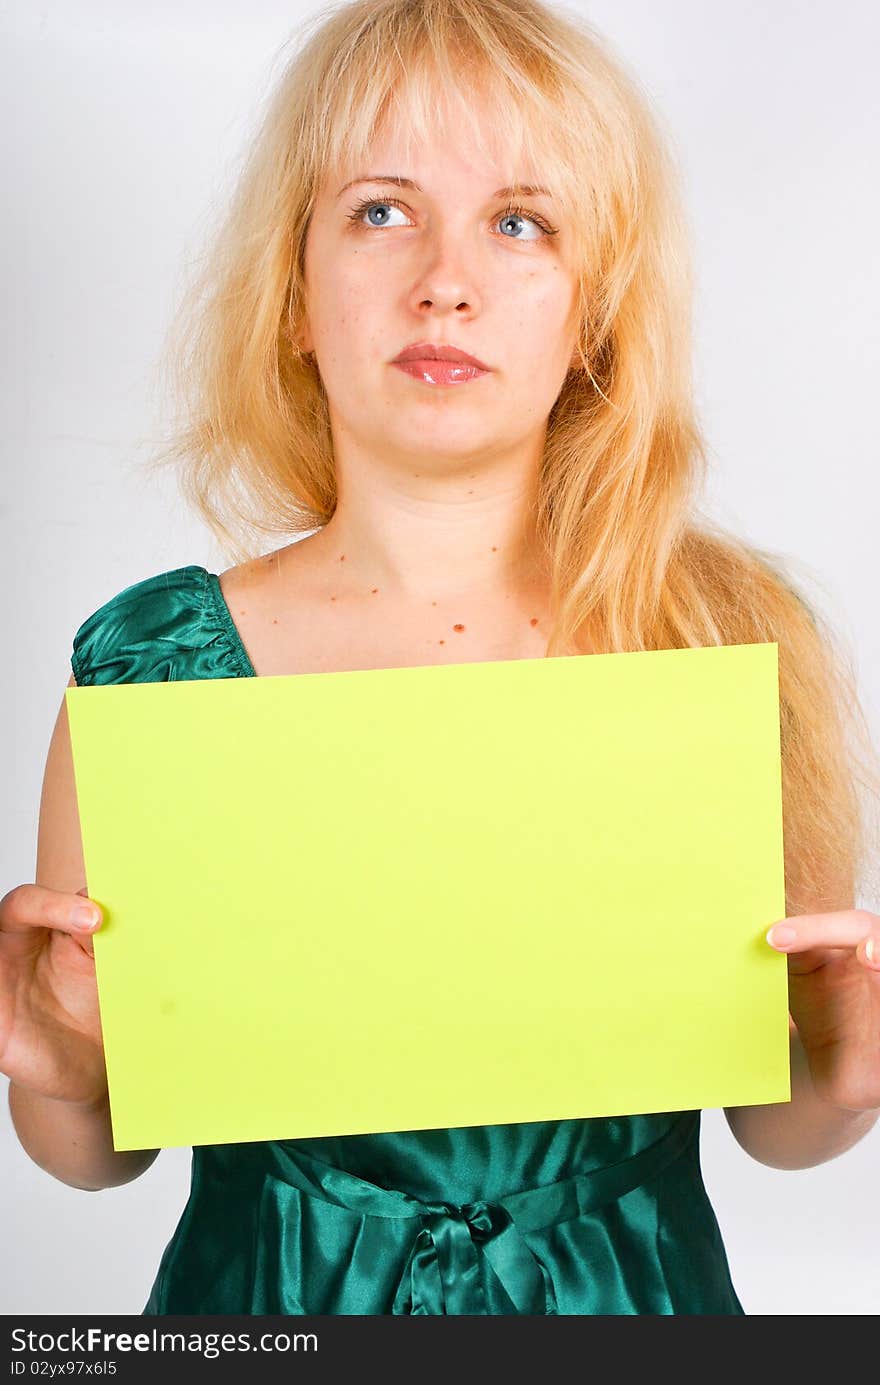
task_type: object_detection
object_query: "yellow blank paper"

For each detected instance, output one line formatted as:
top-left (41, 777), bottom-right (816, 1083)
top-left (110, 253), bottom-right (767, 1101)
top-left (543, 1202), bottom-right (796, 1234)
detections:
top-left (65, 642), bottom-right (790, 1151)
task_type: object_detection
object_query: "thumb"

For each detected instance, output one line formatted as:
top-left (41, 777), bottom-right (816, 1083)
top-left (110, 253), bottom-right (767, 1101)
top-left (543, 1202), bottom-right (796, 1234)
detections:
top-left (74, 886), bottom-right (96, 957)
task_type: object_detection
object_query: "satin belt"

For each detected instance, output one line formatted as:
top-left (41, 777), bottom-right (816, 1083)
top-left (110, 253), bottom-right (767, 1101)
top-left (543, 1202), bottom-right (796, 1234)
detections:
top-left (261, 1110), bottom-right (700, 1315)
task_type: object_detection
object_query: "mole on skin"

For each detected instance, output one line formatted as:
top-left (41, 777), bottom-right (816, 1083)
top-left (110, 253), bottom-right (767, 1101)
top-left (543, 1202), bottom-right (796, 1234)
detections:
top-left (257, 555), bottom-right (532, 643)
top-left (326, 550), bottom-right (520, 628)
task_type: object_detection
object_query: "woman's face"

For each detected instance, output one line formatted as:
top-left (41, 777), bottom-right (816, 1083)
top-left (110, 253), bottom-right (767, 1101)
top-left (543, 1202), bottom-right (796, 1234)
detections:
top-left (297, 104), bottom-right (581, 477)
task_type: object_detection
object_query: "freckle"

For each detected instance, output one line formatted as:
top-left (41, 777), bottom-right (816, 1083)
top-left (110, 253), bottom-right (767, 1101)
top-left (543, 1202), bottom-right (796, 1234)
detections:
top-left (371, 587), bottom-right (378, 594)
top-left (438, 639), bottom-right (445, 645)
top-left (330, 595), bottom-right (337, 601)
top-left (239, 609), bottom-right (247, 615)
top-left (491, 546), bottom-right (497, 552)
top-left (530, 617), bottom-right (539, 626)
top-left (467, 490), bottom-right (473, 494)
top-left (453, 623), bottom-right (465, 632)
top-left (272, 617), bottom-right (279, 624)
top-left (431, 601), bottom-right (437, 606)
top-left (339, 553), bottom-right (346, 561)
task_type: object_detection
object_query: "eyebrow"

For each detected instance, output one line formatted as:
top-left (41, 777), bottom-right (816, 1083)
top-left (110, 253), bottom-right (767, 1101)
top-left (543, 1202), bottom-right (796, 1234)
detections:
top-left (336, 175), bottom-right (553, 200)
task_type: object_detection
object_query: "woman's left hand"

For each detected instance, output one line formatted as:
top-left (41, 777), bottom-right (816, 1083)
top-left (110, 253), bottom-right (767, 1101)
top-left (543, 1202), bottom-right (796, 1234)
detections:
top-left (766, 909), bottom-right (880, 1112)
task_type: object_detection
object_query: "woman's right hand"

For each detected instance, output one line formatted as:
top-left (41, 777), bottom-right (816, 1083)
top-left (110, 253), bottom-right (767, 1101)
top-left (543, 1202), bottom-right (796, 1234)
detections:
top-left (0, 883), bottom-right (108, 1111)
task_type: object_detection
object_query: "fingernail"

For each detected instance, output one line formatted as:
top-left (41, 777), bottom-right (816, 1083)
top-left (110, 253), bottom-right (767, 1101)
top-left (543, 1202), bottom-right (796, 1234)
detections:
top-left (71, 905), bottom-right (100, 929)
top-left (867, 937), bottom-right (878, 965)
top-left (767, 924), bottom-right (797, 947)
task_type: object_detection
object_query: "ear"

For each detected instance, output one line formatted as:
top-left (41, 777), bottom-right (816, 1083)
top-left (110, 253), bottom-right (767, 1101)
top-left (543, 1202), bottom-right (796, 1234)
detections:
top-left (284, 295), bottom-right (314, 354)
top-left (567, 330), bottom-right (584, 372)
top-left (290, 319), bottom-right (314, 355)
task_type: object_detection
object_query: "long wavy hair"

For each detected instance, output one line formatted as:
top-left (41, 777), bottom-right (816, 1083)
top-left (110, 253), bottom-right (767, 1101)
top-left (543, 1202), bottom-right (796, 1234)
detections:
top-left (145, 0), bottom-right (880, 918)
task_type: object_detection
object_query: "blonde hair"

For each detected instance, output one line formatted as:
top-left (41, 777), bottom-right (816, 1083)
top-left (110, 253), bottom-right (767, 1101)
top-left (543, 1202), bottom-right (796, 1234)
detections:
top-left (146, 0), bottom-right (880, 918)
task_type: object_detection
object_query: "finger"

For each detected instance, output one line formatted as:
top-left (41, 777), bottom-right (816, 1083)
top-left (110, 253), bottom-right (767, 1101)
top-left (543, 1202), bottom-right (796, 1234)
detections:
top-left (765, 909), bottom-right (879, 956)
top-left (0, 883), bottom-right (103, 938)
top-left (858, 932), bottom-right (880, 970)
top-left (73, 887), bottom-right (98, 957)
top-left (74, 930), bottom-right (96, 959)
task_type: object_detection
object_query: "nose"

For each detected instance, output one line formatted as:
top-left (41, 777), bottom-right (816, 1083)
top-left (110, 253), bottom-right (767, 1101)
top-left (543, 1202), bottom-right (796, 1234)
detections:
top-left (407, 236), bottom-right (481, 320)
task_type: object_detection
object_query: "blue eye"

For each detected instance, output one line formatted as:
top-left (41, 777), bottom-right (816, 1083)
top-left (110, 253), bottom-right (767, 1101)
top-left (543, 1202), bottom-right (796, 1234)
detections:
top-left (346, 196), bottom-right (557, 241)
top-left (350, 200), bottom-right (411, 228)
top-left (496, 207), bottom-right (546, 241)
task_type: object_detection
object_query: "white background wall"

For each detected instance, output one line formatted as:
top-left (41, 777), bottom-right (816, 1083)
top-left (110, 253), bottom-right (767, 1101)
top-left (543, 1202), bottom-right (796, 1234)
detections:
top-left (2, 0), bottom-right (878, 1315)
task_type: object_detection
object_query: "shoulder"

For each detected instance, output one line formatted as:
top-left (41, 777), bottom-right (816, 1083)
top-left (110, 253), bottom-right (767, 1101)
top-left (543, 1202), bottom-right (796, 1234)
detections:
top-left (216, 545), bottom-right (301, 602)
top-left (70, 564), bottom-right (230, 686)
top-left (215, 540), bottom-right (323, 629)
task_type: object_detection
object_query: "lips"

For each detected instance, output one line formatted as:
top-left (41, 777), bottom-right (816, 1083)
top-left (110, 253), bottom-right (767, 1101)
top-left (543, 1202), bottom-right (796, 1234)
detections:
top-left (392, 341), bottom-right (491, 371)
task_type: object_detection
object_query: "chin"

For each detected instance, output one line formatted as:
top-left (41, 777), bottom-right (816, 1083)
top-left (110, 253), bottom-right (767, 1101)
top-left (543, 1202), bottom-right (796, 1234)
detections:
top-left (391, 417), bottom-right (495, 453)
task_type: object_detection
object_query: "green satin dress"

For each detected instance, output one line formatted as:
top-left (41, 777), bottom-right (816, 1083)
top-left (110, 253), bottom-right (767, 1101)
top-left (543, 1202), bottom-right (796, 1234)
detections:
top-left (70, 564), bottom-right (746, 1316)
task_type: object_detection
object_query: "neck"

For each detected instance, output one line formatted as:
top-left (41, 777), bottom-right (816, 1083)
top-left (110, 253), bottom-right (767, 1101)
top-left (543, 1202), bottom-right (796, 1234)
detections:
top-left (312, 446), bottom-right (550, 606)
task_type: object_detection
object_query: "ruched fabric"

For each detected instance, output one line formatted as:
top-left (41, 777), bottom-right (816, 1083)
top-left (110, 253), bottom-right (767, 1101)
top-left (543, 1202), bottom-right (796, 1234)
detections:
top-left (71, 564), bottom-right (745, 1316)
